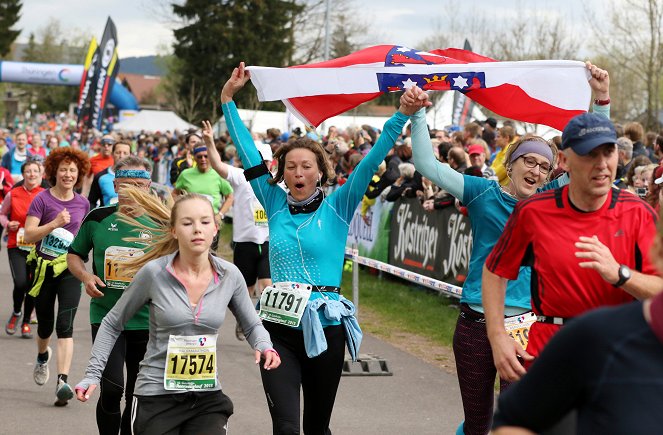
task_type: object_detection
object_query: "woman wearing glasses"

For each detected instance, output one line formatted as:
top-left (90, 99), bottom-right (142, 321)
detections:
top-left (404, 61), bottom-right (610, 435)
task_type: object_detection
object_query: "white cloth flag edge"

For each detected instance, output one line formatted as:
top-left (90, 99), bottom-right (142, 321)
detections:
top-left (247, 60), bottom-right (591, 112)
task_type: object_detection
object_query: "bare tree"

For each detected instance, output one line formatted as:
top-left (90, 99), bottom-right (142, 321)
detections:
top-left (291, 0), bottom-right (375, 63)
top-left (586, 0), bottom-right (662, 128)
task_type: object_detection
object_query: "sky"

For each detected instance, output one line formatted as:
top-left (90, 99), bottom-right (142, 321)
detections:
top-left (16, 0), bottom-right (600, 59)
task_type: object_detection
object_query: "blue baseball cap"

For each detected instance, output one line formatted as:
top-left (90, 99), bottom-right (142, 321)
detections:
top-left (561, 113), bottom-right (617, 156)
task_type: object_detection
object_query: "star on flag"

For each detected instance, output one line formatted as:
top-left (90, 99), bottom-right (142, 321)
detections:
top-left (452, 75), bottom-right (469, 89)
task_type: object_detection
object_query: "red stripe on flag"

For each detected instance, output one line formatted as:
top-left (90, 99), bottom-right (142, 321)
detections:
top-left (287, 92), bottom-right (382, 127)
top-left (467, 84), bottom-right (585, 131)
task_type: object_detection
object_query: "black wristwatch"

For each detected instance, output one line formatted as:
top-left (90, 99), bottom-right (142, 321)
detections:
top-left (613, 264), bottom-right (632, 287)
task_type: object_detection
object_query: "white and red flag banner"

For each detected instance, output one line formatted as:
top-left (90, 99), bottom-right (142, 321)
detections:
top-left (247, 45), bottom-right (592, 131)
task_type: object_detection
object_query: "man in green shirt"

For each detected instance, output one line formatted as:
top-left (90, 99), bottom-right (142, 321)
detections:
top-left (67, 156), bottom-right (154, 435)
top-left (173, 145), bottom-right (234, 220)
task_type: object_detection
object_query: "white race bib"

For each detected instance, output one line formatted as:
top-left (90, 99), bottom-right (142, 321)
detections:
top-left (40, 227), bottom-right (74, 257)
top-left (258, 282), bottom-right (312, 327)
top-left (252, 200), bottom-right (268, 227)
top-left (164, 334), bottom-right (218, 391)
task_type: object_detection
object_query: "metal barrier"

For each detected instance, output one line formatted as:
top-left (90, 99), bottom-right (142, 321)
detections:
top-left (341, 244), bottom-right (462, 376)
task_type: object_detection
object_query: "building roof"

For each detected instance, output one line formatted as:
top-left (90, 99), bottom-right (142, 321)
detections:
top-left (117, 73), bottom-right (162, 104)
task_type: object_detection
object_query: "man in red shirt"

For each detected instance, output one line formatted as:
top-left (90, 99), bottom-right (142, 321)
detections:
top-left (83, 135), bottom-right (116, 197)
top-left (482, 112), bottom-right (663, 383)
top-left (89, 135), bottom-right (116, 176)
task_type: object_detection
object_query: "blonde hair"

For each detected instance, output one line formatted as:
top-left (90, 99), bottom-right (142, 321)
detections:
top-left (117, 187), bottom-right (217, 276)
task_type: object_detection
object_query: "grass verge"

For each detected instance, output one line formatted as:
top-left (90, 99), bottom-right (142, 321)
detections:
top-left (341, 266), bottom-right (459, 348)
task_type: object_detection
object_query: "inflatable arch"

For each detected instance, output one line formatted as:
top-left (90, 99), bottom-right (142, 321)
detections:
top-left (0, 60), bottom-right (139, 110)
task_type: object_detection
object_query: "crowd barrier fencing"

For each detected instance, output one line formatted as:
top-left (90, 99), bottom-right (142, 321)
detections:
top-left (344, 196), bottom-right (473, 311)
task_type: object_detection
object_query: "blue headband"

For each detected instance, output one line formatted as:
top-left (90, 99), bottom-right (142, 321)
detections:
top-left (193, 146), bottom-right (208, 155)
top-left (509, 140), bottom-right (554, 165)
top-left (115, 169), bottom-right (151, 179)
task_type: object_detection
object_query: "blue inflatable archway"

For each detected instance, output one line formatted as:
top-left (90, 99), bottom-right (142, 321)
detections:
top-left (0, 60), bottom-right (139, 110)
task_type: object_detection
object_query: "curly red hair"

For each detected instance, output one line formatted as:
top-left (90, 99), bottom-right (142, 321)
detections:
top-left (44, 147), bottom-right (91, 189)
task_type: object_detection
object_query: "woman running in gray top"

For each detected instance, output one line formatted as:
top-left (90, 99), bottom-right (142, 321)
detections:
top-left (75, 191), bottom-right (280, 434)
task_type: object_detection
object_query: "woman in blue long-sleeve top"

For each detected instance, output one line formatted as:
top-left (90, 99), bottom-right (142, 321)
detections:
top-left (405, 60), bottom-right (611, 435)
top-left (209, 62), bottom-right (416, 435)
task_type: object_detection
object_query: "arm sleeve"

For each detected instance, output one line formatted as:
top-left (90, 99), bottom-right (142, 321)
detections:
top-left (485, 201), bottom-right (532, 280)
top-left (636, 207), bottom-right (660, 276)
top-left (26, 193), bottom-right (45, 220)
top-left (68, 218), bottom-right (94, 261)
top-left (222, 101), bottom-right (283, 216)
top-left (227, 270), bottom-right (272, 352)
top-left (591, 102), bottom-right (610, 119)
top-left (541, 173), bottom-right (569, 191)
top-left (410, 109), bottom-right (465, 199)
top-left (0, 191), bottom-right (12, 227)
top-left (1, 153), bottom-right (10, 171)
top-left (82, 265), bottom-right (153, 384)
top-left (332, 111), bottom-right (408, 222)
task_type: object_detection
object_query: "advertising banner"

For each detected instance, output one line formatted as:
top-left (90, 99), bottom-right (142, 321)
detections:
top-left (347, 198), bottom-right (393, 263)
top-left (388, 197), bottom-right (472, 286)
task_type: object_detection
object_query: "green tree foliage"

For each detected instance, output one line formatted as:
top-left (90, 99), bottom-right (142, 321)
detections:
top-left (18, 19), bottom-right (89, 112)
top-left (170, 0), bottom-right (304, 123)
top-left (0, 0), bottom-right (22, 58)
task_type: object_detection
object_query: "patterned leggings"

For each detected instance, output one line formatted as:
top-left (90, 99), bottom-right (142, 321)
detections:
top-left (453, 304), bottom-right (511, 435)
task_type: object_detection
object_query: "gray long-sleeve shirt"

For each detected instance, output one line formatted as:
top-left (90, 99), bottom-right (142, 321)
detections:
top-left (79, 251), bottom-right (272, 396)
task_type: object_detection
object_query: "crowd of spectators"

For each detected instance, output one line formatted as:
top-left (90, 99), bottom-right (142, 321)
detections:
top-left (3, 110), bottom-right (663, 221)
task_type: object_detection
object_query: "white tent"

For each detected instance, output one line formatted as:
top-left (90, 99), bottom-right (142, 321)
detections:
top-left (112, 110), bottom-right (197, 133)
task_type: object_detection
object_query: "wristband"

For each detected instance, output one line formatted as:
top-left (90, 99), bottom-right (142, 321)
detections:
top-left (265, 348), bottom-right (280, 358)
top-left (594, 98), bottom-right (610, 106)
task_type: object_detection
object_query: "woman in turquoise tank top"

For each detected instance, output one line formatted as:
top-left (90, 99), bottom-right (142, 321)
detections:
top-left (210, 62), bottom-right (420, 435)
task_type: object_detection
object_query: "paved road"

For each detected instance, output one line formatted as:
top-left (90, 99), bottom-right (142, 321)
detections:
top-left (0, 246), bottom-right (464, 434)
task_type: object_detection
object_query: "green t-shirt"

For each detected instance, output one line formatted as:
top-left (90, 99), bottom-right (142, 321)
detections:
top-left (69, 205), bottom-right (154, 329)
top-left (174, 167), bottom-right (233, 213)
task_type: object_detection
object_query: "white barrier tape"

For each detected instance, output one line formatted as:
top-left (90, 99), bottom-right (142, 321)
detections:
top-left (344, 247), bottom-right (463, 298)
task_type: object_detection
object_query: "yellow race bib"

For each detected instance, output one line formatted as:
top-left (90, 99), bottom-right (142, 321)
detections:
top-left (164, 334), bottom-right (218, 391)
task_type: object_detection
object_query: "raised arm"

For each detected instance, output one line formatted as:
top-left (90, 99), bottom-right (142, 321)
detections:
top-left (220, 62), bottom-right (264, 169)
top-left (219, 63), bottom-right (280, 211)
top-left (202, 120), bottom-right (229, 179)
top-left (404, 87), bottom-right (465, 200)
top-left (586, 61), bottom-right (610, 119)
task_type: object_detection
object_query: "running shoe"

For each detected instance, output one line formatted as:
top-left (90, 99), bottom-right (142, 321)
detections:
top-left (5, 312), bottom-right (20, 335)
top-left (33, 346), bottom-right (51, 386)
top-left (21, 323), bottom-right (32, 339)
top-left (235, 323), bottom-right (245, 341)
top-left (54, 379), bottom-right (74, 407)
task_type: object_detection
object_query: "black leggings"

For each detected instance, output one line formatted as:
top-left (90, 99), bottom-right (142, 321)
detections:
top-left (8, 248), bottom-right (33, 325)
top-left (260, 322), bottom-right (346, 435)
top-left (92, 324), bottom-right (149, 435)
top-left (453, 306), bottom-right (511, 435)
top-left (233, 241), bottom-right (270, 286)
top-left (33, 269), bottom-right (81, 339)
